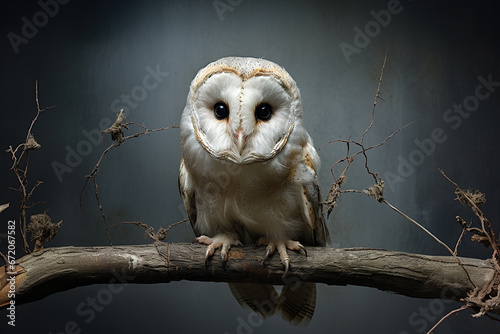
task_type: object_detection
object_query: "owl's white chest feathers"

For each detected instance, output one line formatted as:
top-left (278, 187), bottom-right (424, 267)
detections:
top-left (183, 140), bottom-right (311, 243)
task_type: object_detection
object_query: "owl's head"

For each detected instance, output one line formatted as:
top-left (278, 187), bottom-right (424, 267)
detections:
top-left (181, 57), bottom-right (303, 164)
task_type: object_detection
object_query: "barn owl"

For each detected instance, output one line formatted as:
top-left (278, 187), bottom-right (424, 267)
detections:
top-left (179, 57), bottom-right (330, 325)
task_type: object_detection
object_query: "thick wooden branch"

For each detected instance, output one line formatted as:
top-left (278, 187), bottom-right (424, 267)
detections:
top-left (0, 243), bottom-right (494, 311)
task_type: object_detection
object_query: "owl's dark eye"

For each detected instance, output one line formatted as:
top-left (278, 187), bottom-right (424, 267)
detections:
top-left (255, 103), bottom-right (272, 121)
top-left (214, 102), bottom-right (229, 120)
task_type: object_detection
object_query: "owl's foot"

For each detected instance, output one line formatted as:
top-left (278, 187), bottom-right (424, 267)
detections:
top-left (193, 234), bottom-right (242, 264)
top-left (257, 238), bottom-right (307, 278)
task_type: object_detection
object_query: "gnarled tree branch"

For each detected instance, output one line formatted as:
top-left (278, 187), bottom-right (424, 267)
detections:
top-left (0, 243), bottom-right (494, 312)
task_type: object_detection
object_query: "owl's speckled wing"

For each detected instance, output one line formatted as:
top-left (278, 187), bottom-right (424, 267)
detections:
top-left (300, 144), bottom-right (330, 247)
top-left (178, 157), bottom-right (198, 236)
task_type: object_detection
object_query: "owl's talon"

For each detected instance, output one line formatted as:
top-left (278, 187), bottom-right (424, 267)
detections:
top-left (262, 245), bottom-right (273, 265)
top-left (194, 234), bottom-right (240, 265)
top-left (204, 255), bottom-right (209, 266)
top-left (298, 243), bottom-right (307, 257)
top-left (262, 255), bottom-right (267, 266)
top-left (205, 247), bottom-right (214, 265)
top-left (265, 247), bottom-right (271, 259)
top-left (282, 258), bottom-right (290, 278)
top-left (221, 241), bottom-right (234, 264)
top-left (258, 239), bottom-right (306, 277)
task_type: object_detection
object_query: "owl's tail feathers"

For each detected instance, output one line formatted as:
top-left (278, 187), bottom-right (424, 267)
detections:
top-left (228, 282), bottom-right (317, 327)
top-left (228, 283), bottom-right (279, 318)
top-left (279, 282), bottom-right (316, 327)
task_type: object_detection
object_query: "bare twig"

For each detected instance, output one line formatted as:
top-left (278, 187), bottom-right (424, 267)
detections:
top-left (80, 109), bottom-right (178, 245)
top-left (321, 50), bottom-right (477, 293)
top-left (381, 198), bottom-right (476, 289)
top-left (110, 219), bottom-right (187, 264)
top-left (321, 50), bottom-right (411, 217)
top-left (6, 81), bottom-right (55, 253)
top-left (485, 314), bottom-right (500, 330)
top-left (456, 215), bottom-right (490, 248)
top-left (440, 169), bottom-right (499, 256)
top-left (339, 189), bottom-right (363, 194)
top-left (361, 48), bottom-right (388, 144)
top-left (427, 305), bottom-right (469, 334)
top-left (319, 121), bottom-right (412, 171)
top-left (156, 219), bottom-right (188, 241)
top-left (438, 169), bottom-right (500, 322)
top-left (454, 218), bottom-right (470, 255)
top-left (110, 219), bottom-right (187, 243)
top-left (320, 50), bottom-right (500, 331)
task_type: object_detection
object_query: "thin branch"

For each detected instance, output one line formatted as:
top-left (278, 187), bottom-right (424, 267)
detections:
top-left (322, 122), bottom-right (411, 216)
top-left (339, 189), bottom-right (363, 194)
top-left (381, 198), bottom-right (477, 289)
top-left (440, 169), bottom-right (500, 256)
top-left (438, 169), bottom-right (500, 322)
top-left (6, 81), bottom-right (55, 253)
top-left (93, 173), bottom-right (111, 244)
top-left (427, 305), bottom-right (469, 334)
top-left (361, 49), bottom-right (388, 144)
top-left (158, 219), bottom-right (188, 238)
top-left (454, 220), bottom-right (470, 255)
top-left (320, 51), bottom-right (417, 218)
top-left (485, 314), bottom-right (500, 331)
top-left (79, 109), bottom-right (178, 245)
top-left (319, 122), bottom-right (412, 152)
top-left (320, 51), bottom-right (483, 311)
top-left (110, 219), bottom-right (188, 243)
top-left (382, 200), bottom-right (455, 255)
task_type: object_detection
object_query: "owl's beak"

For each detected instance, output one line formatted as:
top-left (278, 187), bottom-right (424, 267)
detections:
top-left (234, 127), bottom-right (245, 156)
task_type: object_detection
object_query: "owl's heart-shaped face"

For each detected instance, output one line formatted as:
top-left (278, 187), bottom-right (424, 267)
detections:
top-left (183, 57), bottom-right (301, 165)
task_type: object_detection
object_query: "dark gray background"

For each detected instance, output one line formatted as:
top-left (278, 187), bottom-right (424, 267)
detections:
top-left (1, 0), bottom-right (499, 333)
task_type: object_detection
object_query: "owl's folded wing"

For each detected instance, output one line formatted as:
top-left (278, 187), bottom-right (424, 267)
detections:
top-left (300, 144), bottom-right (331, 247)
top-left (178, 157), bottom-right (199, 236)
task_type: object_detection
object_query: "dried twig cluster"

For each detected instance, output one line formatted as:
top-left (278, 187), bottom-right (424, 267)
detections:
top-left (26, 213), bottom-right (62, 252)
top-left (322, 50), bottom-right (500, 332)
top-left (321, 50), bottom-right (411, 217)
top-left (439, 171), bottom-right (500, 320)
top-left (423, 172), bottom-right (500, 333)
top-left (110, 219), bottom-right (187, 244)
top-left (5, 81), bottom-right (60, 254)
top-left (80, 109), bottom-right (178, 245)
top-left (110, 219), bottom-right (188, 262)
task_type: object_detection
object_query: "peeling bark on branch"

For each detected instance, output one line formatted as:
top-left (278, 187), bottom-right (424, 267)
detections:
top-left (0, 244), bottom-right (494, 311)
